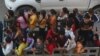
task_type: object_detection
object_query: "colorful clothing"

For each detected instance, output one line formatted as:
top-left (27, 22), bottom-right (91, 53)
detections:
top-left (29, 14), bottom-right (37, 30)
top-left (15, 43), bottom-right (27, 56)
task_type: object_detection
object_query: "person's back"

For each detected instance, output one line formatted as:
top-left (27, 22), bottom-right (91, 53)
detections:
top-left (2, 37), bottom-right (13, 56)
top-left (15, 37), bottom-right (27, 56)
top-left (25, 33), bottom-right (34, 50)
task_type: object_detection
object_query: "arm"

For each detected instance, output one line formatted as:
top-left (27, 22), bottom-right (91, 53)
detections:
top-left (70, 31), bottom-right (75, 40)
top-left (14, 29), bottom-right (21, 39)
top-left (25, 39), bottom-right (34, 50)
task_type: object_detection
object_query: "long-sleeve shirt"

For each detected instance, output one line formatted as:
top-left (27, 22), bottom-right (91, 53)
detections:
top-left (15, 42), bottom-right (27, 56)
top-left (2, 41), bottom-right (13, 56)
top-left (25, 38), bottom-right (34, 50)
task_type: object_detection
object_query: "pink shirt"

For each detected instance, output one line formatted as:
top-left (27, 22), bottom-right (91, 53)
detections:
top-left (17, 16), bottom-right (27, 29)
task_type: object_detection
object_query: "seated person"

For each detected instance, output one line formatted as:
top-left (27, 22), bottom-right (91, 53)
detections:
top-left (31, 38), bottom-right (44, 54)
top-left (57, 28), bottom-right (67, 48)
top-left (94, 34), bottom-right (100, 47)
top-left (24, 32), bottom-right (34, 51)
top-left (74, 40), bottom-right (85, 54)
top-left (15, 37), bottom-right (27, 56)
top-left (64, 21), bottom-right (76, 51)
top-left (2, 37), bottom-right (13, 56)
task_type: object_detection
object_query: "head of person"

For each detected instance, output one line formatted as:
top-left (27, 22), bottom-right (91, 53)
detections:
top-left (68, 13), bottom-right (76, 19)
top-left (19, 36), bottom-right (26, 43)
top-left (39, 10), bottom-right (46, 19)
top-left (49, 9), bottom-right (57, 16)
top-left (28, 32), bottom-right (34, 38)
top-left (60, 7), bottom-right (69, 16)
top-left (4, 27), bottom-right (12, 35)
top-left (88, 8), bottom-right (94, 15)
top-left (84, 13), bottom-right (91, 23)
top-left (18, 10), bottom-right (25, 17)
top-left (36, 38), bottom-right (43, 44)
top-left (94, 34), bottom-right (99, 40)
top-left (6, 10), bottom-right (14, 18)
top-left (76, 39), bottom-right (84, 48)
top-left (5, 37), bottom-right (12, 43)
top-left (28, 8), bottom-right (37, 15)
top-left (65, 20), bottom-right (73, 30)
top-left (73, 8), bottom-right (78, 14)
top-left (59, 28), bottom-right (65, 39)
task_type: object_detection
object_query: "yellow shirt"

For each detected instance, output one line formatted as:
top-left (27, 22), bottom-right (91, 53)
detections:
top-left (15, 43), bottom-right (27, 56)
top-left (39, 19), bottom-right (46, 28)
top-left (29, 14), bottom-right (37, 30)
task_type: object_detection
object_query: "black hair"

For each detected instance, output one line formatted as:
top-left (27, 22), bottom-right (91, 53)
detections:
top-left (7, 10), bottom-right (14, 18)
top-left (50, 9), bottom-right (57, 15)
top-left (68, 13), bottom-right (76, 22)
top-left (94, 34), bottom-right (99, 40)
top-left (73, 8), bottom-right (78, 14)
top-left (66, 20), bottom-right (73, 28)
top-left (62, 7), bottom-right (69, 14)
top-left (8, 10), bottom-right (14, 16)
top-left (18, 10), bottom-right (27, 23)
top-left (5, 37), bottom-right (12, 43)
top-left (88, 8), bottom-right (93, 14)
top-left (59, 28), bottom-right (65, 35)
top-left (84, 13), bottom-right (90, 19)
top-left (32, 8), bottom-right (37, 13)
top-left (19, 36), bottom-right (26, 43)
top-left (40, 10), bottom-right (46, 19)
top-left (28, 32), bottom-right (33, 37)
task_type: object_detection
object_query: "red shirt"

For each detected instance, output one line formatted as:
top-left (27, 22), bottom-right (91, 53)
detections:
top-left (94, 40), bottom-right (100, 47)
top-left (46, 29), bottom-right (58, 54)
top-left (46, 29), bottom-right (58, 41)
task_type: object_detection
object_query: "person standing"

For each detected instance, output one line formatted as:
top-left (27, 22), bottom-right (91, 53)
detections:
top-left (28, 8), bottom-right (38, 32)
top-left (48, 9), bottom-right (57, 29)
top-left (16, 10), bottom-right (28, 39)
top-left (39, 10), bottom-right (47, 40)
top-left (2, 37), bottom-right (13, 56)
top-left (4, 10), bottom-right (14, 28)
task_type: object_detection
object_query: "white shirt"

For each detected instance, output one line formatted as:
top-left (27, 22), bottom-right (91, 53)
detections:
top-left (2, 41), bottom-right (13, 56)
top-left (65, 29), bottom-right (75, 40)
top-left (64, 29), bottom-right (76, 51)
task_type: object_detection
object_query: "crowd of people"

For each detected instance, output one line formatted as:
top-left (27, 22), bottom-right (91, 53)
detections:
top-left (0, 7), bottom-right (100, 56)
